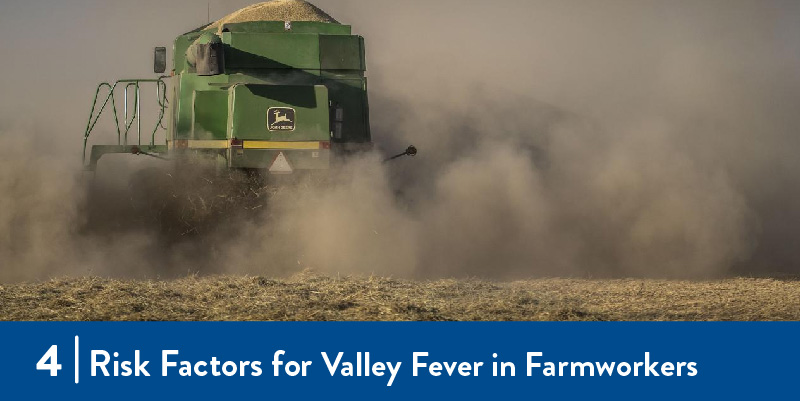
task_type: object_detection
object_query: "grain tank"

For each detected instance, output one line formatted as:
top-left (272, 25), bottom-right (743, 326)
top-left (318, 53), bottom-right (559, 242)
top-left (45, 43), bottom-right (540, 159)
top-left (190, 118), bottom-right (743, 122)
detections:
top-left (83, 1), bottom-right (378, 174)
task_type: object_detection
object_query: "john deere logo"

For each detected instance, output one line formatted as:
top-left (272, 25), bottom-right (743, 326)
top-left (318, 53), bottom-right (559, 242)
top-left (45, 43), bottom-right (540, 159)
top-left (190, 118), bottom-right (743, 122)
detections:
top-left (268, 107), bottom-right (296, 131)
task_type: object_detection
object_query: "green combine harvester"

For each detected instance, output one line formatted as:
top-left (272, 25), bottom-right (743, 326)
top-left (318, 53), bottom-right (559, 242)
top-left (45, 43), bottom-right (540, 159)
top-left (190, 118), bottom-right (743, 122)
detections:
top-left (82, 0), bottom-right (414, 176)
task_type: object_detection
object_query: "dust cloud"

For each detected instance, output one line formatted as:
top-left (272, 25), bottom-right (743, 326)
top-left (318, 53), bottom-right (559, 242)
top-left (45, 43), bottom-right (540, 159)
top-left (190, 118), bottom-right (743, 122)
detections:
top-left (1, 0), bottom-right (799, 281)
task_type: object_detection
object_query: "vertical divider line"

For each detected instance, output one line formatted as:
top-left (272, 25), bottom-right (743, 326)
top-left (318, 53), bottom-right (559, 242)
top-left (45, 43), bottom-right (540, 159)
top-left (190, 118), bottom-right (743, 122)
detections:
top-left (75, 336), bottom-right (79, 384)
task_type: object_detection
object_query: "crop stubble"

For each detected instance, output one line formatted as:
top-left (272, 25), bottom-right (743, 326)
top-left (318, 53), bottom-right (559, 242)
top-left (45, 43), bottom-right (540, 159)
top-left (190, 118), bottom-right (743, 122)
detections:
top-left (1, 272), bottom-right (798, 321)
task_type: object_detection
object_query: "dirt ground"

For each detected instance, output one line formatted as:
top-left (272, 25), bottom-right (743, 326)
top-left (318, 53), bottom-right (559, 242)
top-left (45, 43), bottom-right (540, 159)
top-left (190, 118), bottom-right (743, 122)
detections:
top-left (1, 271), bottom-right (798, 321)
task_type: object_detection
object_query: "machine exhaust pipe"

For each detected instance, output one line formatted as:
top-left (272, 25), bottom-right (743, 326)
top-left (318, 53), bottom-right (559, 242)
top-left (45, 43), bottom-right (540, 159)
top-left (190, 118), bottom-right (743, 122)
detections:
top-left (383, 146), bottom-right (417, 163)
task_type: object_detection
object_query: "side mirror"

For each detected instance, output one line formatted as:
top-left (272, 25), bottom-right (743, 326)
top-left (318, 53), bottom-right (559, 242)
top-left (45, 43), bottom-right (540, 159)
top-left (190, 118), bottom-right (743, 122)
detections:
top-left (154, 47), bottom-right (167, 74)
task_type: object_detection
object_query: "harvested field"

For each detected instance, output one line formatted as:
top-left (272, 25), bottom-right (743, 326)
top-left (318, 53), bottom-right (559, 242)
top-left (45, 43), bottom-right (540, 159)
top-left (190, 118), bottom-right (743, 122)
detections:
top-left (1, 271), bottom-right (798, 321)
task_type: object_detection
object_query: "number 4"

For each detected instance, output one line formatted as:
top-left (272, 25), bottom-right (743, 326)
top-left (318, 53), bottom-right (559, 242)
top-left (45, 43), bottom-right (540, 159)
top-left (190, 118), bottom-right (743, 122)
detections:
top-left (37, 345), bottom-right (62, 376)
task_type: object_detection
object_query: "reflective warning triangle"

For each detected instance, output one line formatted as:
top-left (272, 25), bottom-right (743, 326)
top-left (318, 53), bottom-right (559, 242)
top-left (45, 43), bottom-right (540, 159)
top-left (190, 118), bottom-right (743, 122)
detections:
top-left (269, 151), bottom-right (293, 174)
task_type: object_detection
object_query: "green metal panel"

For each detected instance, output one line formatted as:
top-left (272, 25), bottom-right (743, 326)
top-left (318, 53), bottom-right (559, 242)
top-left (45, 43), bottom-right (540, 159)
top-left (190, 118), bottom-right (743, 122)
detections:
top-left (175, 73), bottom-right (230, 139)
top-left (325, 78), bottom-right (369, 143)
top-left (167, 76), bottom-right (177, 141)
top-left (320, 35), bottom-right (364, 70)
top-left (225, 69), bottom-right (323, 84)
top-left (225, 33), bottom-right (320, 70)
top-left (359, 36), bottom-right (367, 71)
top-left (192, 90), bottom-right (229, 140)
top-left (228, 84), bottom-right (330, 141)
top-left (362, 76), bottom-right (371, 141)
top-left (173, 34), bottom-right (198, 74)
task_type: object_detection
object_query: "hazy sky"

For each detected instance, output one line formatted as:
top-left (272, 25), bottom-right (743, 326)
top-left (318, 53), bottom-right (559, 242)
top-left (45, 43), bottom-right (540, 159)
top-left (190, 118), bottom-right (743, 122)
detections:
top-left (2, 0), bottom-right (798, 132)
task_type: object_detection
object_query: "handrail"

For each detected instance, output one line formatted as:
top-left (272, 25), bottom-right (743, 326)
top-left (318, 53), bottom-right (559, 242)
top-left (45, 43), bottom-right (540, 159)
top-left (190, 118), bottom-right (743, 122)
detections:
top-left (82, 78), bottom-right (169, 164)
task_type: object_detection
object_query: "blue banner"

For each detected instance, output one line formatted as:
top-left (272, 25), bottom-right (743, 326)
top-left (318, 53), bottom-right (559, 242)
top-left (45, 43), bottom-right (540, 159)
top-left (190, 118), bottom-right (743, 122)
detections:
top-left (0, 322), bottom-right (796, 399)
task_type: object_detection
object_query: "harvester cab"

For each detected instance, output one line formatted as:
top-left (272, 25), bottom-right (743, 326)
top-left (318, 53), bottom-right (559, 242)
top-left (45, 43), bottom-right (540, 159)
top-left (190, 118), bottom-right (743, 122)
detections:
top-left (82, 1), bottom-right (414, 177)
